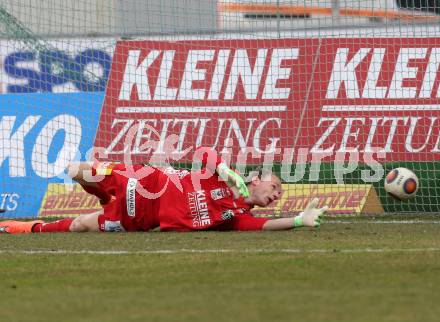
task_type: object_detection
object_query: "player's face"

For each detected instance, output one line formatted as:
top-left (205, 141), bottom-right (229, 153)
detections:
top-left (249, 174), bottom-right (282, 207)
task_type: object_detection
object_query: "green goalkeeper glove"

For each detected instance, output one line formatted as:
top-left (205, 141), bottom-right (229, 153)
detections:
top-left (216, 163), bottom-right (249, 198)
top-left (294, 198), bottom-right (328, 228)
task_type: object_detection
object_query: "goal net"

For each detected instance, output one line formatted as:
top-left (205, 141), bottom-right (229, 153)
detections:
top-left (1, 0), bottom-right (440, 218)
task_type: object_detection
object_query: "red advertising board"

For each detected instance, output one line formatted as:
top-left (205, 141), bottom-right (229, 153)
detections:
top-left (95, 38), bottom-right (440, 163)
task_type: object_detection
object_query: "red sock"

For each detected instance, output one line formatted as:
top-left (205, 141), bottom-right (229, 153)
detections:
top-left (33, 218), bottom-right (74, 233)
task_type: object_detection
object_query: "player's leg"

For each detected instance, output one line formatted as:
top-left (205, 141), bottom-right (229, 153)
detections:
top-left (68, 211), bottom-right (101, 232)
top-left (0, 220), bottom-right (44, 234)
top-left (33, 211), bottom-right (101, 233)
top-left (67, 162), bottom-right (111, 205)
top-left (1, 211), bottom-right (101, 234)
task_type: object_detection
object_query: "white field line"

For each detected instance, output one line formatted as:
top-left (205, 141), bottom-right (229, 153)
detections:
top-left (0, 248), bottom-right (440, 255)
top-left (325, 220), bottom-right (440, 224)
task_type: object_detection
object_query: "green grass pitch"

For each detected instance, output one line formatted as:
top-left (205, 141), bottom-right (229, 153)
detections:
top-left (1, 215), bottom-right (440, 322)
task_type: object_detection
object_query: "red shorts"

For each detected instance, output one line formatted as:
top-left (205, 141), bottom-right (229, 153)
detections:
top-left (92, 163), bottom-right (161, 232)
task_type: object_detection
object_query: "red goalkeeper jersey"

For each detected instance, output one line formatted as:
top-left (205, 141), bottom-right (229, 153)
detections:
top-left (94, 149), bottom-right (268, 232)
top-left (156, 167), bottom-right (269, 231)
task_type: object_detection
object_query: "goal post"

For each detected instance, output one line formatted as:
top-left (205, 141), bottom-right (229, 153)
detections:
top-left (1, 0), bottom-right (440, 218)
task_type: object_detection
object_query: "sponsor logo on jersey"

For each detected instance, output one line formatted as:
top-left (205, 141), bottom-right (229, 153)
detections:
top-left (163, 167), bottom-right (190, 179)
top-left (221, 209), bottom-right (234, 220)
top-left (187, 190), bottom-right (211, 227)
top-left (126, 178), bottom-right (137, 217)
top-left (178, 170), bottom-right (189, 179)
top-left (210, 188), bottom-right (231, 201)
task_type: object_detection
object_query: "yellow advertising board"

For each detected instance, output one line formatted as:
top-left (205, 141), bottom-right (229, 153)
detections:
top-left (39, 183), bottom-right (101, 217)
top-left (253, 184), bottom-right (384, 216)
top-left (39, 183), bottom-right (383, 217)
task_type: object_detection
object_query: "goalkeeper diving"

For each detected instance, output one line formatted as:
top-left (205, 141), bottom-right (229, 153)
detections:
top-left (0, 147), bottom-right (327, 234)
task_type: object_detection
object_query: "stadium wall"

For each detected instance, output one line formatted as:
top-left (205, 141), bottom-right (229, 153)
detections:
top-left (0, 0), bottom-right (217, 37)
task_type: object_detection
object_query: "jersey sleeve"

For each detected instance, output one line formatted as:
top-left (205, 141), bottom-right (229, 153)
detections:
top-left (217, 214), bottom-right (269, 231)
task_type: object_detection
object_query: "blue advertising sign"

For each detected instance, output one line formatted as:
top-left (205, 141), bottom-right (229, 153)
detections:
top-left (4, 49), bottom-right (111, 93)
top-left (0, 92), bottom-right (104, 218)
top-left (0, 39), bottom-right (115, 94)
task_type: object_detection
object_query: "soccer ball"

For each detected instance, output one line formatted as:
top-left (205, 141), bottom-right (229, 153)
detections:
top-left (384, 167), bottom-right (419, 200)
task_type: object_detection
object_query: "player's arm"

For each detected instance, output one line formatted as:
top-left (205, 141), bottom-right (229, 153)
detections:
top-left (196, 147), bottom-right (249, 197)
top-left (226, 199), bottom-right (327, 231)
top-left (216, 163), bottom-right (249, 198)
top-left (262, 198), bottom-right (327, 231)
